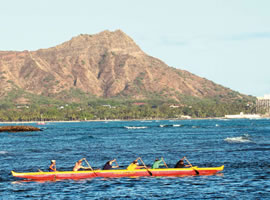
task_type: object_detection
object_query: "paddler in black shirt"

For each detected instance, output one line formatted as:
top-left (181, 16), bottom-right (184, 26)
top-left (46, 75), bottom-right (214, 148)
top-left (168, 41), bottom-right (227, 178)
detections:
top-left (175, 157), bottom-right (191, 168)
top-left (102, 159), bottom-right (119, 170)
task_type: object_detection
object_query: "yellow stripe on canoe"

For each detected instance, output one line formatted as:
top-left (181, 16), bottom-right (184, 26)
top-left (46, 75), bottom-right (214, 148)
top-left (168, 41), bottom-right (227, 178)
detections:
top-left (11, 165), bottom-right (224, 176)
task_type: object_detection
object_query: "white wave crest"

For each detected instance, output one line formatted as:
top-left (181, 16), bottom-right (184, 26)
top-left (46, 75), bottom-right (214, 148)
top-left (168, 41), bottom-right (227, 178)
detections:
top-left (224, 134), bottom-right (252, 143)
top-left (124, 126), bottom-right (148, 129)
top-left (160, 124), bottom-right (170, 127)
top-left (0, 151), bottom-right (8, 154)
top-left (173, 124), bottom-right (181, 127)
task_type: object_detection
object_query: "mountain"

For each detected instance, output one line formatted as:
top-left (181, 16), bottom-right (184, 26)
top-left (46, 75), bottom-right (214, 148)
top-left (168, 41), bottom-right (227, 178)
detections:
top-left (0, 30), bottom-right (252, 105)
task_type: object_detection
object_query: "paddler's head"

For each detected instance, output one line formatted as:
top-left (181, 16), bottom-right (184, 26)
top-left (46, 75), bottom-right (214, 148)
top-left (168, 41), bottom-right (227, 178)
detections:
top-left (51, 160), bottom-right (56, 163)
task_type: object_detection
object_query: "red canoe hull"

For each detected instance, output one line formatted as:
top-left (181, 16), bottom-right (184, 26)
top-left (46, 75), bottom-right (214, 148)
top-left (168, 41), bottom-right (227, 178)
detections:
top-left (12, 166), bottom-right (224, 180)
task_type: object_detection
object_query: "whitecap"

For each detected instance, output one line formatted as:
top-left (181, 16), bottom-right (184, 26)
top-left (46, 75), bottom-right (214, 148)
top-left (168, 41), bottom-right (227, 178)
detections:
top-left (173, 124), bottom-right (181, 127)
top-left (124, 126), bottom-right (148, 129)
top-left (0, 151), bottom-right (8, 154)
top-left (160, 124), bottom-right (170, 127)
top-left (224, 134), bottom-right (251, 143)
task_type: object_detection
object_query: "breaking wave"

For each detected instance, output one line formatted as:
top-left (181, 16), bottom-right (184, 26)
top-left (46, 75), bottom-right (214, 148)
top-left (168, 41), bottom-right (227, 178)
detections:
top-left (224, 134), bottom-right (252, 143)
top-left (159, 124), bottom-right (169, 127)
top-left (159, 124), bottom-right (181, 127)
top-left (0, 151), bottom-right (8, 154)
top-left (173, 124), bottom-right (181, 127)
top-left (124, 126), bottom-right (148, 129)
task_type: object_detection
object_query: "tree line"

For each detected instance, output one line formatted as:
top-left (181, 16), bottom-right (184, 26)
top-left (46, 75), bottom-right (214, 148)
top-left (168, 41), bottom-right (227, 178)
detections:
top-left (0, 100), bottom-right (255, 122)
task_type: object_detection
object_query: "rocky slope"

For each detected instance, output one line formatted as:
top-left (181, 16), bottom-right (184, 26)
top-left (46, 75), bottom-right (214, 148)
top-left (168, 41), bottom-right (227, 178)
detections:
top-left (0, 30), bottom-right (250, 104)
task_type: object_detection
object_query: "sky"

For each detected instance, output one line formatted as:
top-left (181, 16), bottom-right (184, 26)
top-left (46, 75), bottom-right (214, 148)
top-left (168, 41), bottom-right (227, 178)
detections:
top-left (1, 0), bottom-right (270, 97)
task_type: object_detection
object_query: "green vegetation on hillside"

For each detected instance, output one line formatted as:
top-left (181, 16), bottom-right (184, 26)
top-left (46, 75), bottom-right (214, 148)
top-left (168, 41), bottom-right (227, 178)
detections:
top-left (0, 90), bottom-right (256, 121)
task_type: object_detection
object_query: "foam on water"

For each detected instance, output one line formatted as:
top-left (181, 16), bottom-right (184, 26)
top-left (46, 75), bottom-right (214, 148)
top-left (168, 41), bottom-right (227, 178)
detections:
top-left (159, 124), bottom-right (181, 127)
top-left (159, 124), bottom-right (168, 127)
top-left (224, 134), bottom-right (252, 143)
top-left (124, 126), bottom-right (148, 129)
top-left (0, 151), bottom-right (8, 154)
top-left (173, 124), bottom-right (181, 127)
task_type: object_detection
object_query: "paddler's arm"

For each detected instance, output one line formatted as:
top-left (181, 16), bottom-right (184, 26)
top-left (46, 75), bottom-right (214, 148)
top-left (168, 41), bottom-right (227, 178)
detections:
top-left (49, 164), bottom-right (56, 171)
top-left (111, 159), bottom-right (119, 168)
top-left (183, 156), bottom-right (192, 167)
top-left (158, 159), bottom-right (164, 165)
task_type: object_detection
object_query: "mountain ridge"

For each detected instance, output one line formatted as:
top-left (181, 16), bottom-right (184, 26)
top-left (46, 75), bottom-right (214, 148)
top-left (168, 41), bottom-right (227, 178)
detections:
top-left (0, 29), bottom-right (252, 105)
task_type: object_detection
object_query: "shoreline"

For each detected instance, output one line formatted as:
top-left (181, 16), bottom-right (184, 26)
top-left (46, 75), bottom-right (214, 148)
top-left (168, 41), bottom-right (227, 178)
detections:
top-left (0, 120), bottom-right (82, 124)
top-left (0, 118), bottom-right (207, 124)
top-left (0, 117), bottom-right (269, 124)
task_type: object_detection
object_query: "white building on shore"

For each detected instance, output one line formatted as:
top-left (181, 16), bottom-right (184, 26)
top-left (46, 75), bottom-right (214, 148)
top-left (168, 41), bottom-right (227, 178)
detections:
top-left (225, 112), bottom-right (261, 119)
top-left (256, 95), bottom-right (270, 114)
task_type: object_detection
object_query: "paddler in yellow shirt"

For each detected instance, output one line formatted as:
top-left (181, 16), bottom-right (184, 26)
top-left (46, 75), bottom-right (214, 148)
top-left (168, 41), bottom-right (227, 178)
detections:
top-left (127, 158), bottom-right (144, 170)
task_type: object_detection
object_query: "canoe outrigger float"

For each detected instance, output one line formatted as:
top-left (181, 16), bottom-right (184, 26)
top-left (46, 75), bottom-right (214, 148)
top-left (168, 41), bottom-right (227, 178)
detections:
top-left (11, 166), bottom-right (224, 180)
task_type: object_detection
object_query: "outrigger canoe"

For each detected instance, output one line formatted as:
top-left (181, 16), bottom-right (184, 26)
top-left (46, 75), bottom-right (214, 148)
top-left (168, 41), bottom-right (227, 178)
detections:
top-left (11, 165), bottom-right (224, 180)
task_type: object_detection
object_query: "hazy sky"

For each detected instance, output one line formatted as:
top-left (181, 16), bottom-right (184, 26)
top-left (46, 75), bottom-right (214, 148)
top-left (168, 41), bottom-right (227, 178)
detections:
top-left (1, 0), bottom-right (270, 97)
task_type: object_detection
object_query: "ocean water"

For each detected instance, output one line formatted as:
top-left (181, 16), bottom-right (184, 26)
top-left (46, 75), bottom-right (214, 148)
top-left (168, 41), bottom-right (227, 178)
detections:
top-left (0, 119), bottom-right (270, 199)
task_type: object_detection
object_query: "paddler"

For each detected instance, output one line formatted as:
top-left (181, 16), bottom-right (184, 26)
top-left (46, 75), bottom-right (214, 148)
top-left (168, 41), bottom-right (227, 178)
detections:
top-left (127, 158), bottom-right (144, 170)
top-left (102, 159), bottom-right (119, 170)
top-left (174, 157), bottom-right (191, 168)
top-left (152, 157), bottom-right (165, 169)
top-left (49, 160), bottom-right (56, 172)
top-left (73, 158), bottom-right (89, 171)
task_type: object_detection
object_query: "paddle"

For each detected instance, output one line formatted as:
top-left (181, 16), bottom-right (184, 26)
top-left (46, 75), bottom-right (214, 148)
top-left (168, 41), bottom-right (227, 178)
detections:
top-left (115, 160), bottom-right (120, 168)
top-left (83, 158), bottom-right (94, 170)
top-left (184, 157), bottom-right (199, 175)
top-left (83, 158), bottom-right (98, 177)
top-left (138, 157), bottom-right (153, 176)
top-left (161, 157), bottom-right (168, 168)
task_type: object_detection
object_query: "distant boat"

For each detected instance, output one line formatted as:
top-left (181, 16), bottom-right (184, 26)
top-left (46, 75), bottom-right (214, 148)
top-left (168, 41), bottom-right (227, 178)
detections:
top-left (37, 122), bottom-right (46, 125)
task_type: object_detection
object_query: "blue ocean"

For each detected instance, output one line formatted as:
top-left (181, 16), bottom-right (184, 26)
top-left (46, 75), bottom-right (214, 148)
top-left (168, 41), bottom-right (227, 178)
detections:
top-left (0, 119), bottom-right (270, 199)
